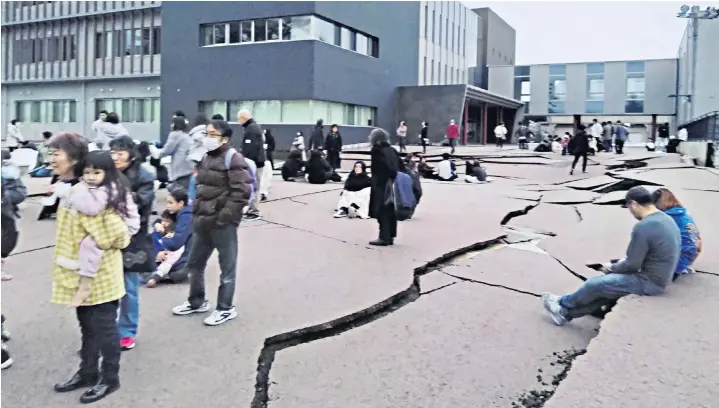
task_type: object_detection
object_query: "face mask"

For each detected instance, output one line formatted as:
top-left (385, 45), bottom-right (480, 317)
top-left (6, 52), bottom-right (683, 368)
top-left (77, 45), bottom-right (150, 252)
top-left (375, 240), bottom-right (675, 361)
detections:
top-left (202, 137), bottom-right (222, 151)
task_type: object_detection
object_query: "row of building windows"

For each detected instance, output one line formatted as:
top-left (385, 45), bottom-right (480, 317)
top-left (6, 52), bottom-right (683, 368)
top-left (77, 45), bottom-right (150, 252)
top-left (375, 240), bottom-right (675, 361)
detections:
top-left (15, 100), bottom-right (77, 123)
top-left (423, 2), bottom-right (467, 57)
top-left (422, 56), bottom-right (465, 85)
top-left (95, 27), bottom-right (161, 58)
top-left (200, 15), bottom-right (379, 58)
top-left (199, 100), bottom-right (376, 127)
top-left (13, 34), bottom-right (77, 64)
top-left (94, 98), bottom-right (161, 123)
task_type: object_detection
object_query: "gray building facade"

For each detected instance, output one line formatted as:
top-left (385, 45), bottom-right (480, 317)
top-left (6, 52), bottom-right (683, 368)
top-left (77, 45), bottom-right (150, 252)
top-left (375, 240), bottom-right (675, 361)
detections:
top-left (1, 1), bottom-right (162, 140)
top-left (676, 18), bottom-right (719, 127)
top-left (472, 7), bottom-right (516, 89)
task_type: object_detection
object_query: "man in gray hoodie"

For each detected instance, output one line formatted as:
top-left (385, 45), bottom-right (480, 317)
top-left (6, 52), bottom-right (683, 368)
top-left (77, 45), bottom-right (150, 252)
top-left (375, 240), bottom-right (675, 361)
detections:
top-left (91, 112), bottom-right (129, 150)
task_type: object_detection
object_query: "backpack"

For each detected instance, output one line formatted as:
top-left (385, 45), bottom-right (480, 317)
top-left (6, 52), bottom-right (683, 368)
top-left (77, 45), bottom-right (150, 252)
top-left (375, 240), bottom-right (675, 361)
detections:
top-left (224, 148), bottom-right (256, 203)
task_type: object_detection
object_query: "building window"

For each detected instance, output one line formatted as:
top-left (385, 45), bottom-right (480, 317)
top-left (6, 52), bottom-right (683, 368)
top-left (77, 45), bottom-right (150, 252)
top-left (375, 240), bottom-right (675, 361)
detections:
top-left (200, 15), bottom-right (377, 58)
top-left (94, 98), bottom-right (160, 123)
top-left (96, 27), bottom-right (159, 58)
top-left (423, 3), bottom-right (428, 38)
top-left (585, 100), bottom-right (604, 114)
top-left (548, 64), bottom-right (566, 114)
top-left (586, 62), bottom-right (604, 114)
top-left (625, 60), bottom-right (645, 114)
top-left (199, 100), bottom-right (376, 126)
top-left (15, 100), bottom-right (77, 123)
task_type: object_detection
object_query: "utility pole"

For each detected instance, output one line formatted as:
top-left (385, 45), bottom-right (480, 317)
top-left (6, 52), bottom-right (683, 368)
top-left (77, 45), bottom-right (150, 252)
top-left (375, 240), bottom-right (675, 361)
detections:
top-left (676, 5), bottom-right (719, 121)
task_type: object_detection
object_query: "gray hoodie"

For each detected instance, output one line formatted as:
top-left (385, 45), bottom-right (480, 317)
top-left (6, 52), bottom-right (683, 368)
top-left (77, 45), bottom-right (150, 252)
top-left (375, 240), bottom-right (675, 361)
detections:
top-left (187, 124), bottom-right (207, 164)
top-left (158, 130), bottom-right (193, 182)
top-left (91, 120), bottom-right (130, 150)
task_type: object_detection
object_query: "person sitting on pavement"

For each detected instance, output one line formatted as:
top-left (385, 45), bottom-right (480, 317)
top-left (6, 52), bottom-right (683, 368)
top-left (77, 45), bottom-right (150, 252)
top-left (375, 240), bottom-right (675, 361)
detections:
top-left (435, 153), bottom-right (457, 181)
top-left (281, 150), bottom-right (305, 182)
top-left (416, 155), bottom-right (437, 179)
top-left (148, 187), bottom-right (192, 287)
top-left (306, 150), bottom-right (341, 184)
top-left (541, 186), bottom-right (681, 326)
top-left (464, 159), bottom-right (490, 183)
top-left (334, 161), bottom-right (372, 219)
top-left (147, 211), bottom-right (185, 287)
top-left (652, 188), bottom-right (702, 280)
top-left (30, 131), bottom-right (54, 177)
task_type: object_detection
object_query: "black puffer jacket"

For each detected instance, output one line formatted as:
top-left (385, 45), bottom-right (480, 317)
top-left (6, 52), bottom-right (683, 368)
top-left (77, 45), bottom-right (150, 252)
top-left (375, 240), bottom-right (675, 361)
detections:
top-left (240, 118), bottom-right (266, 169)
top-left (282, 150), bottom-right (304, 181)
top-left (309, 120), bottom-right (324, 150)
top-left (193, 143), bottom-right (253, 231)
top-left (120, 158), bottom-right (156, 272)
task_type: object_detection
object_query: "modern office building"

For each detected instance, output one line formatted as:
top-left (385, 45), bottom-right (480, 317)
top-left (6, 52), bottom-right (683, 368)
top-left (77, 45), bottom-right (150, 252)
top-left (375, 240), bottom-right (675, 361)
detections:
top-left (0, 1), bottom-right (162, 140)
top-left (1, 1), bottom-right (524, 147)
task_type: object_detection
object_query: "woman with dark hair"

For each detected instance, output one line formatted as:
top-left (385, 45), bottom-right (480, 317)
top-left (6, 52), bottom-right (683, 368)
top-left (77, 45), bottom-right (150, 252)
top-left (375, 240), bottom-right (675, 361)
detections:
top-left (306, 150), bottom-right (341, 184)
top-left (281, 150), bottom-right (305, 181)
top-left (263, 128), bottom-right (276, 170)
top-left (48, 133), bottom-right (127, 403)
top-left (155, 116), bottom-right (193, 189)
top-left (324, 124), bottom-right (343, 170)
top-left (652, 188), bottom-right (702, 280)
top-left (38, 133), bottom-right (89, 220)
top-left (368, 128), bottom-right (403, 246)
top-left (333, 161), bottom-right (372, 219)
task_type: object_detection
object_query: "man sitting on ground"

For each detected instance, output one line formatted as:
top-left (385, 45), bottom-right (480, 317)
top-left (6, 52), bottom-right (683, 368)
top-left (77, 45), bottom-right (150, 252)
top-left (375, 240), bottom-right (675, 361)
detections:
top-left (435, 153), bottom-right (457, 181)
top-left (541, 186), bottom-right (681, 326)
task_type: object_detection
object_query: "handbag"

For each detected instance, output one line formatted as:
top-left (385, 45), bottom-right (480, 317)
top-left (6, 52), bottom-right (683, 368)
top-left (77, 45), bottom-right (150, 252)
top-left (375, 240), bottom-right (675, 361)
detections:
top-left (383, 178), bottom-right (396, 206)
top-left (122, 232), bottom-right (155, 272)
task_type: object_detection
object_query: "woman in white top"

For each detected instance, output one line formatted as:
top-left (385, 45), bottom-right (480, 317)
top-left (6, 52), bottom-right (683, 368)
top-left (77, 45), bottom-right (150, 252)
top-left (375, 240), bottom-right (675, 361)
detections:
top-left (6, 120), bottom-right (24, 152)
top-left (396, 121), bottom-right (408, 153)
top-left (494, 122), bottom-right (507, 148)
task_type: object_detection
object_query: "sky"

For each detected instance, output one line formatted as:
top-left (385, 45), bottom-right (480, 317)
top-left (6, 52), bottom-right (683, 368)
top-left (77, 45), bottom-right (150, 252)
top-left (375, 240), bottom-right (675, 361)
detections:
top-left (464, 1), bottom-right (696, 65)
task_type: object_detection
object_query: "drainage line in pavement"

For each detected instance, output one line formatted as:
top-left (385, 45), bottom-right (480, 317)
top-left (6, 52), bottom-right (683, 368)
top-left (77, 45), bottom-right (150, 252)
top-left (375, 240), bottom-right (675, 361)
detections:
top-left (249, 236), bottom-right (506, 408)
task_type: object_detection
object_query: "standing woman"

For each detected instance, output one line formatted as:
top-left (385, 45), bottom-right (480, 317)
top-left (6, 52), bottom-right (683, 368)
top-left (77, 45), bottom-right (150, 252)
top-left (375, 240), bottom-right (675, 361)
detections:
top-left (263, 129), bottom-right (276, 170)
top-left (49, 133), bottom-right (127, 403)
top-left (368, 128), bottom-right (401, 246)
top-left (156, 116), bottom-right (193, 190)
top-left (109, 136), bottom-right (156, 351)
top-left (396, 121), bottom-right (408, 153)
top-left (324, 124), bottom-right (343, 170)
top-left (568, 124), bottom-right (590, 175)
top-left (6, 120), bottom-right (24, 153)
top-left (420, 122), bottom-right (429, 154)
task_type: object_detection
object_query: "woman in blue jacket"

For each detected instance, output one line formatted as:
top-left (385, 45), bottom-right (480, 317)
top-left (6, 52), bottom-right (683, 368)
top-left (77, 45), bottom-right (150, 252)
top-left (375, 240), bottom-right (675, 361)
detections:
top-left (653, 188), bottom-right (702, 279)
top-left (148, 187), bottom-right (193, 286)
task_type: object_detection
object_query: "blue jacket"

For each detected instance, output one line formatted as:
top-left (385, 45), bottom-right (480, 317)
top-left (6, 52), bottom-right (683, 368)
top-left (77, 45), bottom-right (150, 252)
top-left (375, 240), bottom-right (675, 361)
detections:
top-left (614, 125), bottom-right (629, 142)
top-left (188, 173), bottom-right (196, 205)
top-left (664, 206), bottom-right (699, 274)
top-left (161, 205), bottom-right (193, 271)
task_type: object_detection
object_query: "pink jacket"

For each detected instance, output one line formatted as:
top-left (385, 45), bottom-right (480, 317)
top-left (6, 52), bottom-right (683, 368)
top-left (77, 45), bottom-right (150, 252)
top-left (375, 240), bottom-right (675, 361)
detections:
top-left (69, 182), bottom-right (140, 277)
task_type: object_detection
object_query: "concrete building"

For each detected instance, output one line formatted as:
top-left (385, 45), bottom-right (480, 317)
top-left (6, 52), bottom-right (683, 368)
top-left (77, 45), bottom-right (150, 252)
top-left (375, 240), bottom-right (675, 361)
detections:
top-left (1, 1), bottom-right (162, 140)
top-left (471, 7), bottom-right (516, 89)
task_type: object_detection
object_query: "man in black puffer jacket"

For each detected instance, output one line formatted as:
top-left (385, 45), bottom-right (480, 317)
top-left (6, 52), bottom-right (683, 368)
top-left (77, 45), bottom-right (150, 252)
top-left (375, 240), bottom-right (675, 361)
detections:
top-left (236, 109), bottom-right (266, 221)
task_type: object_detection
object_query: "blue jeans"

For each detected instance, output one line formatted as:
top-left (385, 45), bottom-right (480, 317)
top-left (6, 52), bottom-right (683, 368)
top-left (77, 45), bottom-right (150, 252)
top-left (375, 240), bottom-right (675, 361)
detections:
top-left (118, 273), bottom-right (140, 338)
top-left (558, 273), bottom-right (650, 320)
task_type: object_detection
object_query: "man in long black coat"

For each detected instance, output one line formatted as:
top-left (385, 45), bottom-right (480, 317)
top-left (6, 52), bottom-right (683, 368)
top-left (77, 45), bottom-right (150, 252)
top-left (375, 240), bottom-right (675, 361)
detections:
top-left (568, 124), bottom-right (590, 175)
top-left (368, 128), bottom-right (403, 246)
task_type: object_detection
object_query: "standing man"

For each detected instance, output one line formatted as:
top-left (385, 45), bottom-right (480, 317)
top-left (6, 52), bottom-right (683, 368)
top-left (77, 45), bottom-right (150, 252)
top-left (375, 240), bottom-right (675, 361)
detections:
top-left (515, 123), bottom-right (532, 150)
top-left (494, 122), bottom-right (507, 148)
top-left (237, 109), bottom-right (266, 221)
top-left (590, 119), bottom-right (603, 152)
top-left (6, 120), bottom-right (24, 153)
top-left (657, 122), bottom-right (670, 151)
top-left (446, 119), bottom-right (459, 154)
top-left (602, 121), bottom-right (613, 153)
top-left (309, 119), bottom-right (325, 151)
top-left (613, 121), bottom-right (629, 154)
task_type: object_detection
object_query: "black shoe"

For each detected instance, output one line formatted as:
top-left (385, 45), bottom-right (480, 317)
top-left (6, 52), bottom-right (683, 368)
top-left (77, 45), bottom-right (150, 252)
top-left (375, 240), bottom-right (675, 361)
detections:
top-left (1, 344), bottom-right (13, 370)
top-left (79, 378), bottom-right (120, 404)
top-left (369, 239), bottom-right (391, 246)
top-left (54, 371), bottom-right (98, 393)
top-left (569, 169), bottom-right (574, 175)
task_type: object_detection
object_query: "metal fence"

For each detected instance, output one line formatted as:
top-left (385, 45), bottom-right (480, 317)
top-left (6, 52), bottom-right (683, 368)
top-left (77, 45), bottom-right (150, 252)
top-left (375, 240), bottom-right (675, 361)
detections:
top-left (683, 111), bottom-right (719, 142)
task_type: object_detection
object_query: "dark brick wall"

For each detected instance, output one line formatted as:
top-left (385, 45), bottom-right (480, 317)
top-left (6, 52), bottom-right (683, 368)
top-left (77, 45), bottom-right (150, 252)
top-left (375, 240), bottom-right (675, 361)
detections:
top-left (396, 85), bottom-right (467, 143)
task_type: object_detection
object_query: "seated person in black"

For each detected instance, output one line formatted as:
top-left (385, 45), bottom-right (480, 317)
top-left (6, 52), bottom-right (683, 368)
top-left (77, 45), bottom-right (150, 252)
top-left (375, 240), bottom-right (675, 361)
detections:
top-left (416, 155), bottom-right (437, 179)
top-left (464, 159), bottom-right (489, 183)
top-left (281, 150), bottom-right (305, 182)
top-left (306, 150), bottom-right (342, 184)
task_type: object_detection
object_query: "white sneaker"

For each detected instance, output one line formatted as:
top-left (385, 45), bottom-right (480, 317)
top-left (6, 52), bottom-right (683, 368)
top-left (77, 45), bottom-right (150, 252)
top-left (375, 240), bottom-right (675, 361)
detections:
top-left (333, 210), bottom-right (347, 218)
top-left (541, 292), bottom-right (567, 326)
top-left (172, 300), bottom-right (211, 316)
top-left (204, 308), bottom-right (238, 326)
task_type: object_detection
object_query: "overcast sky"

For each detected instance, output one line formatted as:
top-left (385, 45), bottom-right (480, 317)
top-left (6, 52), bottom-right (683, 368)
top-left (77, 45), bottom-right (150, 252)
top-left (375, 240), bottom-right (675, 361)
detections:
top-left (464, 1), bottom-right (695, 65)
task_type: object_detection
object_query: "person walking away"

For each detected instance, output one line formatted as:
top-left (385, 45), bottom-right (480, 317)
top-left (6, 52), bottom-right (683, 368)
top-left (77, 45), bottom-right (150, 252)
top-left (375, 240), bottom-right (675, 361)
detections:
top-left (47, 133), bottom-right (128, 403)
top-left (396, 121), bottom-right (408, 153)
top-left (368, 128), bottom-right (402, 246)
top-left (590, 119), bottom-right (603, 152)
top-left (515, 124), bottom-right (531, 150)
top-left (446, 119), bottom-right (459, 154)
top-left (109, 136), bottom-right (156, 351)
top-left (541, 186), bottom-right (680, 326)
top-left (568, 125), bottom-right (589, 175)
top-left (309, 119), bottom-right (325, 151)
top-left (1, 150), bottom-right (27, 281)
top-left (187, 114), bottom-right (209, 164)
top-left (6, 120), bottom-right (24, 153)
top-left (494, 122), bottom-right (507, 148)
top-left (264, 129), bottom-right (276, 170)
top-left (92, 112), bottom-right (129, 151)
top-left (657, 122), bottom-right (670, 151)
top-left (324, 124), bottom-right (343, 170)
top-left (155, 116), bottom-right (193, 189)
top-left (171, 119), bottom-right (253, 326)
top-left (334, 161), bottom-right (372, 219)
top-left (236, 109), bottom-right (266, 221)
top-left (420, 122), bottom-right (429, 154)
top-left (613, 121), bottom-right (629, 154)
top-left (148, 187), bottom-right (192, 286)
top-left (602, 121), bottom-right (613, 152)
top-left (652, 188), bottom-right (702, 280)
top-left (90, 111), bottom-right (109, 150)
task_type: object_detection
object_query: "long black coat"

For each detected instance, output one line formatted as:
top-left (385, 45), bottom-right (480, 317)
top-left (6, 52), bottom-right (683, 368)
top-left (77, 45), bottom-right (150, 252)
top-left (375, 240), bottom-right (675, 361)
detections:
top-left (369, 142), bottom-right (401, 219)
top-left (568, 131), bottom-right (590, 154)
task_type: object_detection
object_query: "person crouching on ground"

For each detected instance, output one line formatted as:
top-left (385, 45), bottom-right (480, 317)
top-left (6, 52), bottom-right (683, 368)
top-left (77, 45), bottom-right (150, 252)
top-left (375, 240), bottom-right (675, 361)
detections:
top-left (334, 161), bottom-right (372, 219)
top-left (306, 150), bottom-right (341, 184)
top-left (172, 119), bottom-right (253, 326)
top-left (541, 186), bottom-right (680, 326)
top-left (282, 150), bottom-right (305, 182)
top-left (148, 187), bottom-right (192, 287)
top-left (436, 153), bottom-right (458, 181)
top-left (464, 159), bottom-right (489, 183)
top-left (652, 188), bottom-right (702, 280)
top-left (416, 154), bottom-right (437, 179)
top-left (368, 128), bottom-right (402, 246)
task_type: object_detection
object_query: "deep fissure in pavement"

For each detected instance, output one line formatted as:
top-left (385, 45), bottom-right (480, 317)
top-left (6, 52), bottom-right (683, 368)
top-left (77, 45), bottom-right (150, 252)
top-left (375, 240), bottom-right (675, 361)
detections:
top-left (512, 348), bottom-right (587, 407)
top-left (500, 202), bottom-right (541, 225)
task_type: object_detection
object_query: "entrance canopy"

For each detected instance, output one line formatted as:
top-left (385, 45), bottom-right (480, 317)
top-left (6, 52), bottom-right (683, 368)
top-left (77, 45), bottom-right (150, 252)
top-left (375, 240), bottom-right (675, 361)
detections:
top-left (465, 84), bottom-right (524, 109)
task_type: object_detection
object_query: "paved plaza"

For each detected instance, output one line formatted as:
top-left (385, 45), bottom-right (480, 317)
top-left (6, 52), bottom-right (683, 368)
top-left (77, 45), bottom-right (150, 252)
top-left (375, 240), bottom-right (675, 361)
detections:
top-left (2, 146), bottom-right (718, 408)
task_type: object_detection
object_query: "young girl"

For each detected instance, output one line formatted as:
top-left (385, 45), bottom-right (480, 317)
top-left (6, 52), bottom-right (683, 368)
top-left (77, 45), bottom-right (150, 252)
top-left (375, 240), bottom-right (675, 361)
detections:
top-left (63, 151), bottom-right (140, 306)
top-left (652, 188), bottom-right (702, 280)
top-left (334, 161), bottom-right (372, 219)
top-left (146, 211), bottom-right (185, 287)
top-left (148, 187), bottom-right (192, 287)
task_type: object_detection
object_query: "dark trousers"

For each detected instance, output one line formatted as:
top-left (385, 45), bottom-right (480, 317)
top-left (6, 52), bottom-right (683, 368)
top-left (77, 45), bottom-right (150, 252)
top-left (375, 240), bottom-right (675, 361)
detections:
top-left (267, 151), bottom-right (274, 170)
top-left (496, 138), bottom-right (504, 148)
top-left (376, 205), bottom-right (397, 241)
top-left (615, 140), bottom-right (625, 154)
top-left (571, 152), bottom-right (588, 172)
top-left (398, 137), bottom-right (406, 152)
top-left (602, 139), bottom-right (612, 152)
top-left (421, 140), bottom-right (427, 154)
top-left (449, 138), bottom-right (457, 154)
top-left (518, 138), bottom-right (527, 149)
top-left (186, 223), bottom-right (238, 311)
top-left (77, 300), bottom-right (121, 383)
top-left (1, 215), bottom-right (18, 258)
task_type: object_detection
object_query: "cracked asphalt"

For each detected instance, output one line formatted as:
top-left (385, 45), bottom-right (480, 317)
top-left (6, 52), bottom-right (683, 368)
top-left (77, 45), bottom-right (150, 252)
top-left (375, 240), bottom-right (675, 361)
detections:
top-left (2, 146), bottom-right (717, 408)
